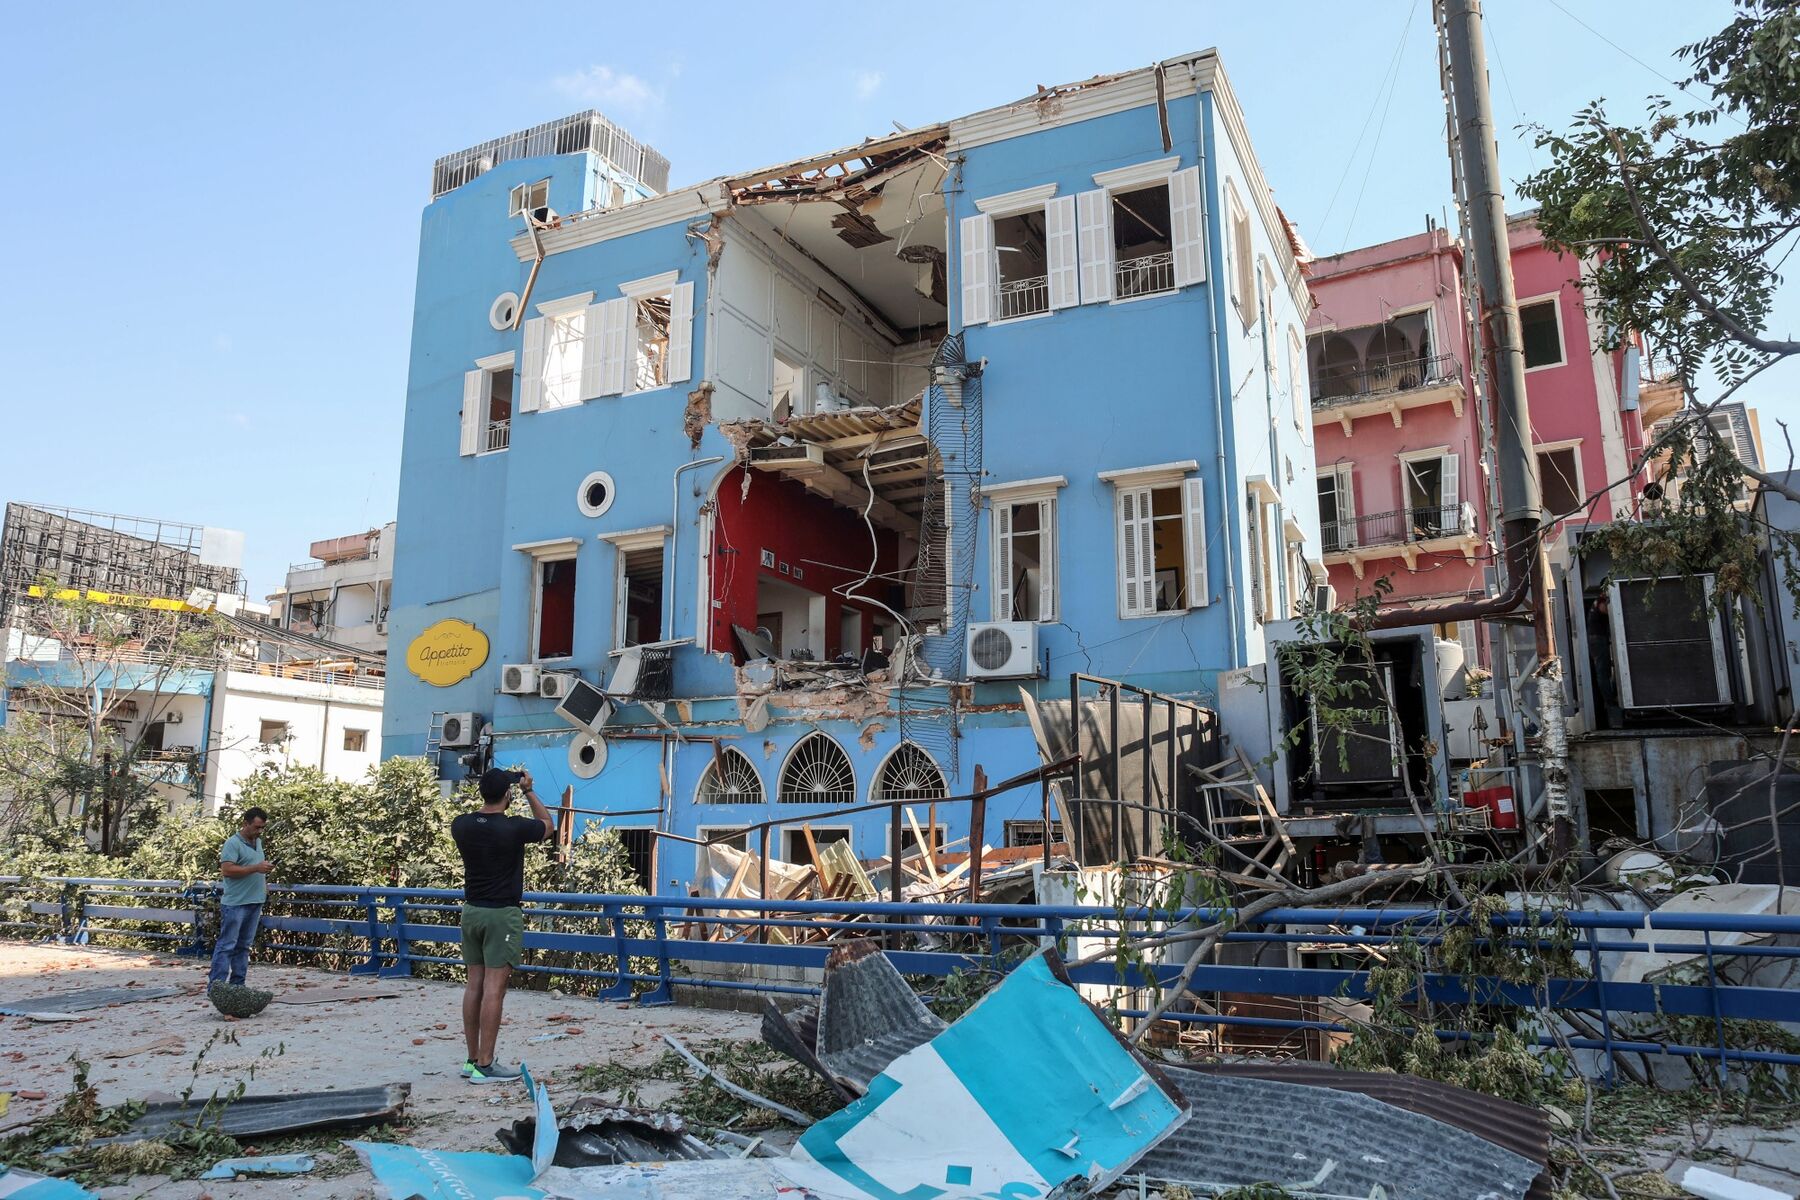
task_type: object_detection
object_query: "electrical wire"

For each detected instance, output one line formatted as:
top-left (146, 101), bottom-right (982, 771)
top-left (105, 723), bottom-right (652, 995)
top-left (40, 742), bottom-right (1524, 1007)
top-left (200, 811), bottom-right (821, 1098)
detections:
top-left (1316, 0), bottom-right (1422, 242)
top-left (1339, 0), bottom-right (1422, 254)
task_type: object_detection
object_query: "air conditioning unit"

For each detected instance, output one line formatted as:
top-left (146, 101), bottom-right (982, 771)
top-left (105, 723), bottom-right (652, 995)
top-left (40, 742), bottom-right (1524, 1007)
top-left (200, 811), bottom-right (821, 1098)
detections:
top-left (966, 621), bottom-right (1038, 680)
top-left (538, 671), bottom-right (579, 701)
top-left (1310, 583), bottom-right (1337, 613)
top-left (439, 712), bottom-right (482, 749)
top-left (1610, 575), bottom-right (1731, 709)
top-left (499, 664), bottom-right (540, 695)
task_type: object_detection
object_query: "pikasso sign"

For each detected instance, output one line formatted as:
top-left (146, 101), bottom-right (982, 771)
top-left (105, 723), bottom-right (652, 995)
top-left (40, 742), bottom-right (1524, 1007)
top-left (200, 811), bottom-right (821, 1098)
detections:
top-left (406, 619), bottom-right (489, 687)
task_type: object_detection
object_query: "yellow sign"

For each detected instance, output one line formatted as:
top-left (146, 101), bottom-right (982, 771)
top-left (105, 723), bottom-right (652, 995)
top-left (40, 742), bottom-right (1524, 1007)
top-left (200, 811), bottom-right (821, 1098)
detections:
top-left (27, 585), bottom-right (201, 612)
top-left (406, 619), bottom-right (489, 687)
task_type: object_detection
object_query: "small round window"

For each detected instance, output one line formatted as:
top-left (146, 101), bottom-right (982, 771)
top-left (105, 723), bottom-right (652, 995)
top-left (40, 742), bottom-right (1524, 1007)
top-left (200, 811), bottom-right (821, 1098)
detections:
top-left (577, 471), bottom-right (617, 518)
top-left (489, 291), bottom-right (521, 331)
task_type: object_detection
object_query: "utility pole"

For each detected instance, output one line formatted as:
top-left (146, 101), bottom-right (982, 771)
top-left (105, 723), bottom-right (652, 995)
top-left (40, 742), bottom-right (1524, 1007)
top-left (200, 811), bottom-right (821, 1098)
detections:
top-left (1441, 0), bottom-right (1571, 854)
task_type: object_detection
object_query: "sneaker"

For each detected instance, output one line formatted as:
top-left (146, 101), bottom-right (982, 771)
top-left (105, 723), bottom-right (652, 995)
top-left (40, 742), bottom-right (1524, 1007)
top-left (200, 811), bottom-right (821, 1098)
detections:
top-left (466, 1063), bottom-right (500, 1085)
top-left (460, 1060), bottom-right (475, 1078)
top-left (478, 1061), bottom-right (523, 1080)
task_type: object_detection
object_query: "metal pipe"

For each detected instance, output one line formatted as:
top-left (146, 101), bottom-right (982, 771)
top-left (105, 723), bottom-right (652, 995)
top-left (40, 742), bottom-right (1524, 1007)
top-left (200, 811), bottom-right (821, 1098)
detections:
top-left (668, 456), bottom-right (726, 642)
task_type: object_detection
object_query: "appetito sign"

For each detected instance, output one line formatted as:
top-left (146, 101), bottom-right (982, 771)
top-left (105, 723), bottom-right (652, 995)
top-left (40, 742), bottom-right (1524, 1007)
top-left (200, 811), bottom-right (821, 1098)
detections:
top-left (406, 619), bottom-right (489, 687)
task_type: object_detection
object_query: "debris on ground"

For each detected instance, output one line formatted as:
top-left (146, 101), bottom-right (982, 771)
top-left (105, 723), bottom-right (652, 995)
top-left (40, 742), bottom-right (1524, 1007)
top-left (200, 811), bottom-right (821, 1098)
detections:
top-left (0, 1163), bottom-right (98, 1198)
top-left (0, 986), bottom-right (188, 1017)
top-left (102, 1083), bottom-right (410, 1144)
top-left (198, 1151), bottom-right (317, 1179)
top-left (207, 981), bottom-right (274, 1018)
top-left (98, 1035), bottom-right (185, 1060)
top-left (661, 1034), bottom-right (815, 1127)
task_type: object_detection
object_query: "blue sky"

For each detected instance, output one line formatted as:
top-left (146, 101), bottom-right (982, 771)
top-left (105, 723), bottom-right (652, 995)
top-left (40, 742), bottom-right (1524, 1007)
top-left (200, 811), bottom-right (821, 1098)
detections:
top-left (4, 1), bottom-right (1791, 599)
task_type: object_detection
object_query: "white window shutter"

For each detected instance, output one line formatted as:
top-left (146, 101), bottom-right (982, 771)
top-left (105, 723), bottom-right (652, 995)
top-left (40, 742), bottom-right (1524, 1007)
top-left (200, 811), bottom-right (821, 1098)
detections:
top-left (1117, 487), bottom-right (1153, 617)
top-left (1441, 452), bottom-right (1460, 523)
top-left (1077, 189), bottom-right (1113, 304)
top-left (993, 503), bottom-right (1013, 622)
top-left (579, 305), bottom-right (607, 400)
top-left (667, 281), bottom-right (695, 385)
top-left (1247, 502), bottom-right (1265, 623)
top-left (599, 297), bottom-right (630, 396)
top-left (1183, 478), bottom-right (1208, 608)
top-left (1339, 466), bottom-right (1357, 545)
top-left (1038, 498), bottom-right (1056, 622)
top-left (519, 317), bottom-right (547, 413)
top-left (959, 214), bottom-right (993, 327)
top-left (1169, 166), bottom-right (1206, 288)
top-left (459, 370), bottom-right (483, 456)
top-left (1044, 195), bottom-right (1079, 311)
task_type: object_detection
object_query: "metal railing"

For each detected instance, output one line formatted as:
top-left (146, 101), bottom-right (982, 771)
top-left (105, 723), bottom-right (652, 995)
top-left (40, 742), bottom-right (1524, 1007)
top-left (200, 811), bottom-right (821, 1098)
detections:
top-left (1116, 252), bottom-right (1175, 299)
top-left (432, 111), bottom-right (671, 198)
top-left (484, 419), bottom-right (511, 452)
top-left (996, 275), bottom-right (1049, 320)
top-left (1323, 502), bottom-right (1476, 553)
top-left (6, 874), bottom-right (1800, 1078)
top-left (1312, 353), bottom-right (1461, 405)
top-left (235, 661), bottom-right (385, 691)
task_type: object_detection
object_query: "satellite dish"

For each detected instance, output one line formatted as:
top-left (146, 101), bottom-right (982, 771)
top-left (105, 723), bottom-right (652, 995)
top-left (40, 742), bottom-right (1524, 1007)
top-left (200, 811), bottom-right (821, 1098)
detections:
top-left (568, 733), bottom-right (608, 779)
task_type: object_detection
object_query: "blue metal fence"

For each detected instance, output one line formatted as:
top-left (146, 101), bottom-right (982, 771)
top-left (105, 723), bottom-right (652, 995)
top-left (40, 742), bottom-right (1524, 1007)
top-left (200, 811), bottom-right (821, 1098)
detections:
top-left (5, 875), bottom-right (1799, 1081)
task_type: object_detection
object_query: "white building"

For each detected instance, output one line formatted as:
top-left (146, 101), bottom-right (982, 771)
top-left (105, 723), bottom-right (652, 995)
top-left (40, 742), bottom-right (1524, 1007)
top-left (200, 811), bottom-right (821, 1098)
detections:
top-left (268, 523), bottom-right (395, 656)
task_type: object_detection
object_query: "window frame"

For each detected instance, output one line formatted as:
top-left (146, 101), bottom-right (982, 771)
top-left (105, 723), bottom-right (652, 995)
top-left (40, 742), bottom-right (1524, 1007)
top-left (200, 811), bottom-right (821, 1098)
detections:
top-left (1534, 438), bottom-right (1586, 520)
top-left (973, 183), bottom-right (1063, 325)
top-left (536, 293), bottom-right (594, 411)
top-left (782, 825), bottom-right (853, 865)
top-left (871, 741), bottom-right (949, 804)
top-left (697, 826), bottom-right (751, 852)
top-left (778, 732), bottom-right (857, 806)
top-left (1098, 461), bottom-right (1208, 619)
top-left (618, 271), bottom-right (683, 396)
top-left (986, 476), bottom-right (1064, 623)
top-left (515, 536), bottom-right (584, 664)
top-left (257, 719), bottom-right (290, 749)
top-left (1288, 327), bottom-right (1307, 431)
top-left (1517, 294), bottom-right (1567, 372)
top-left (342, 728), bottom-right (368, 753)
top-left (474, 351), bottom-right (515, 457)
top-left (508, 177), bottom-right (550, 218)
top-left (1224, 181), bottom-right (1255, 328)
top-left (600, 526), bottom-right (671, 652)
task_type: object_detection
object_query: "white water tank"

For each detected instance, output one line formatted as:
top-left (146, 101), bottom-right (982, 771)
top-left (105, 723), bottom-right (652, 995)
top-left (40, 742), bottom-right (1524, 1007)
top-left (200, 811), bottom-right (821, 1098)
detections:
top-left (1434, 637), bottom-right (1466, 699)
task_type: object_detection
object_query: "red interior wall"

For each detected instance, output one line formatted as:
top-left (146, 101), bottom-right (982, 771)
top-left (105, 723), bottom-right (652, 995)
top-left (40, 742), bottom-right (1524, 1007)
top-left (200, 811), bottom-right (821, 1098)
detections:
top-left (709, 467), bottom-right (902, 662)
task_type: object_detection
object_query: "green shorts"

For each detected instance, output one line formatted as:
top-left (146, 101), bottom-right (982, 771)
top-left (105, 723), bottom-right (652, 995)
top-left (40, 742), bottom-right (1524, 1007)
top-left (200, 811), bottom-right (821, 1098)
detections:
top-left (460, 904), bottom-right (524, 969)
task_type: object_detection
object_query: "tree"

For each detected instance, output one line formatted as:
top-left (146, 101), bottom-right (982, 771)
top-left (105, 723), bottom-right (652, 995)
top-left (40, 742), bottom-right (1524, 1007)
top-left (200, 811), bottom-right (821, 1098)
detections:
top-left (1521, 0), bottom-right (1799, 498)
top-left (0, 590), bottom-right (234, 853)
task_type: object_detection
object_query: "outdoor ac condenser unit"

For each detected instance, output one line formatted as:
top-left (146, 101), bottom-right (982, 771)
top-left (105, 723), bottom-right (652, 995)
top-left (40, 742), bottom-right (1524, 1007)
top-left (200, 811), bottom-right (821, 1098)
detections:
top-left (499, 664), bottom-right (540, 695)
top-left (1609, 575), bottom-right (1731, 709)
top-left (538, 671), bottom-right (578, 701)
top-left (1309, 662), bottom-right (1400, 786)
top-left (966, 621), bottom-right (1038, 680)
top-left (438, 712), bottom-right (481, 749)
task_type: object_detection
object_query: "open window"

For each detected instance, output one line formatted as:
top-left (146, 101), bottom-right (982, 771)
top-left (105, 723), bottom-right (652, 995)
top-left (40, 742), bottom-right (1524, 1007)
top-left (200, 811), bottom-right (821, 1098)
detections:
top-left (632, 291), bottom-right (671, 391)
top-left (991, 490), bottom-right (1057, 622)
top-left (1401, 451), bottom-right (1460, 539)
top-left (1519, 298), bottom-right (1565, 369)
top-left (460, 351), bottom-right (515, 456)
top-left (508, 178), bottom-right (550, 220)
top-left (257, 720), bottom-right (289, 748)
top-left (961, 185), bottom-right (1076, 326)
top-left (534, 556), bottom-right (578, 660)
top-left (993, 209), bottom-right (1050, 319)
top-left (603, 529), bottom-right (665, 649)
top-left (540, 306), bottom-right (586, 410)
top-left (1111, 182), bottom-right (1174, 299)
top-left (1105, 465), bottom-right (1207, 618)
top-left (1318, 464), bottom-right (1356, 553)
top-left (1536, 443), bottom-right (1584, 519)
top-left (783, 826), bottom-right (850, 864)
top-left (1075, 161), bottom-right (1202, 306)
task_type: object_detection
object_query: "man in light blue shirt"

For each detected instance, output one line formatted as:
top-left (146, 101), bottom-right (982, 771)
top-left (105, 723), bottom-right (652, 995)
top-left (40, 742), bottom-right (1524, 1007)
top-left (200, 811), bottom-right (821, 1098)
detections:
top-left (210, 807), bottom-right (270, 989)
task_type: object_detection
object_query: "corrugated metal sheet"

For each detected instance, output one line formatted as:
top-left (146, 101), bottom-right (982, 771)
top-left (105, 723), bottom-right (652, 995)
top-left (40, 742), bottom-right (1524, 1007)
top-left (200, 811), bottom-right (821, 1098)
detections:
top-left (816, 940), bottom-right (945, 1090)
top-left (1137, 1070), bottom-right (1539, 1200)
top-left (0, 985), bottom-right (187, 1015)
top-left (1181, 1061), bottom-right (1552, 1200)
top-left (103, 1084), bottom-right (410, 1143)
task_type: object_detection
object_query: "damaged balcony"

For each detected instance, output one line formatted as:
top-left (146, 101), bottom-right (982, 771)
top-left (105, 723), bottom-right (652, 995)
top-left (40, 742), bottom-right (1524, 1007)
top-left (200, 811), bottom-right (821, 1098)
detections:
top-left (1308, 312), bottom-right (1462, 435)
top-left (1322, 502), bottom-right (1481, 579)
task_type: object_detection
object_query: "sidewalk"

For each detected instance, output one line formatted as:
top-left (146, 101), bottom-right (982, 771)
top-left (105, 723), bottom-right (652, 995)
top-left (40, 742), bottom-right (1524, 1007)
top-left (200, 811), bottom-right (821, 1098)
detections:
top-left (0, 941), bottom-right (756, 1197)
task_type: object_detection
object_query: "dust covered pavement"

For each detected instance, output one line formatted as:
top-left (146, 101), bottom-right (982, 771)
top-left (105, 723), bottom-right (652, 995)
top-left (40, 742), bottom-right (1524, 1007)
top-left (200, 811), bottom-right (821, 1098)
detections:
top-left (0, 941), bottom-right (757, 1198)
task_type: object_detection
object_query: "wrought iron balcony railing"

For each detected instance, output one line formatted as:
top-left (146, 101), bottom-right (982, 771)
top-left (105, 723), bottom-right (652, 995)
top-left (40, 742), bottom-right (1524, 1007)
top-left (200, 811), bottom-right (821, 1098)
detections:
top-left (996, 276), bottom-right (1049, 320)
top-left (485, 419), bottom-right (511, 453)
top-left (1322, 502), bottom-right (1476, 553)
top-left (1116, 252), bottom-right (1175, 299)
top-left (1311, 353), bottom-right (1461, 406)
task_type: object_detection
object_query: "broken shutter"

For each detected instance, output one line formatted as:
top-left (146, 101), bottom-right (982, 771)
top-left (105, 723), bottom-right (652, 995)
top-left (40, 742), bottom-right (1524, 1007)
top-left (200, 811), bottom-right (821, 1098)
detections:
top-left (959, 214), bottom-right (993, 327)
top-left (1045, 195), bottom-right (1079, 311)
top-left (1183, 478), bottom-right (1208, 608)
top-left (597, 297), bottom-right (630, 397)
top-left (459, 370), bottom-right (483, 456)
top-left (1038, 497), bottom-right (1056, 622)
top-left (1441, 453), bottom-right (1460, 527)
top-left (1117, 487), bottom-right (1154, 618)
top-left (667, 281), bottom-right (694, 385)
top-left (519, 317), bottom-right (547, 413)
top-left (993, 503), bottom-right (1013, 622)
top-left (579, 304), bottom-right (607, 400)
top-left (1169, 166), bottom-right (1206, 288)
top-left (1338, 466), bottom-right (1357, 546)
top-left (1077, 189), bottom-right (1113, 304)
top-left (1247, 502), bottom-right (1265, 623)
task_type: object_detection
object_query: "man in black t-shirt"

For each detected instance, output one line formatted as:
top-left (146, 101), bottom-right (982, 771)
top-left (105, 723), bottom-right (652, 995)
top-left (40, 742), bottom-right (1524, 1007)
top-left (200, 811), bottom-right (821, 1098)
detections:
top-left (451, 767), bottom-right (558, 1083)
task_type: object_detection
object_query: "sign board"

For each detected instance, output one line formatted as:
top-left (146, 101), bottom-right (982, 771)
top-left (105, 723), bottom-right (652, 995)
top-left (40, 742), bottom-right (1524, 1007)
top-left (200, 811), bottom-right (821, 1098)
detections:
top-left (406, 619), bottom-right (489, 687)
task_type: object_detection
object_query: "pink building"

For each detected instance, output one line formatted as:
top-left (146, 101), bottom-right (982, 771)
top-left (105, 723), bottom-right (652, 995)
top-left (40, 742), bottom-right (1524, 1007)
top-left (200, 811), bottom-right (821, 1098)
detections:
top-left (1305, 216), bottom-right (1649, 663)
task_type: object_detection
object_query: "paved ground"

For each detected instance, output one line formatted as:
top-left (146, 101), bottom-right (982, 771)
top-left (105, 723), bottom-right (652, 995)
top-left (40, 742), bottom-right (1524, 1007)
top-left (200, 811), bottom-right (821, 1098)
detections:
top-left (0, 941), bottom-right (757, 1198)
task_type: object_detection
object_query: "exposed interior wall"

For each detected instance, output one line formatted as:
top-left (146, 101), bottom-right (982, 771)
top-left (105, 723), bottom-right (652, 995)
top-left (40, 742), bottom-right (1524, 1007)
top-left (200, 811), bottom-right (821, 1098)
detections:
top-left (709, 466), bottom-right (901, 662)
top-left (708, 223), bottom-right (909, 422)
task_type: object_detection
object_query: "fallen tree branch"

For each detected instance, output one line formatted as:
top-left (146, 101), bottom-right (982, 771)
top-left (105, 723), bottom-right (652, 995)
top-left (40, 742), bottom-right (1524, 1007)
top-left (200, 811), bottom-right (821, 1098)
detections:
top-left (661, 1033), bottom-right (814, 1127)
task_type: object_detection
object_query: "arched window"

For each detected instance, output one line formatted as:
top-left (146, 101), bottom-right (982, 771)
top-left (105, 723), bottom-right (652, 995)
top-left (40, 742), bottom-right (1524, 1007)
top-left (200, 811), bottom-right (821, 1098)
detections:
top-left (779, 733), bottom-right (855, 804)
top-left (696, 747), bottom-right (763, 805)
top-left (873, 742), bottom-right (946, 802)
